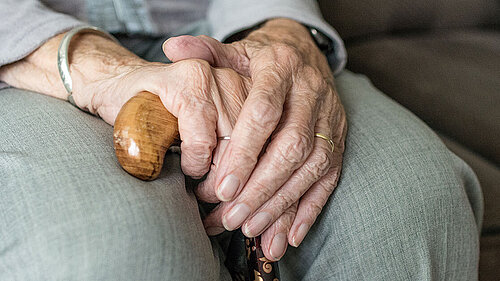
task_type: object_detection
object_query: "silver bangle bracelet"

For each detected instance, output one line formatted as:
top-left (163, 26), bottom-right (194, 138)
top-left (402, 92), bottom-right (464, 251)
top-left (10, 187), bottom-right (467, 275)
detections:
top-left (57, 25), bottom-right (119, 109)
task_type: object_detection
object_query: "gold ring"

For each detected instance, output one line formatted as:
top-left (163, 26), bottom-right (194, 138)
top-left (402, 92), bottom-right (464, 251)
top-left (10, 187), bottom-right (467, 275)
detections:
top-left (314, 133), bottom-right (335, 152)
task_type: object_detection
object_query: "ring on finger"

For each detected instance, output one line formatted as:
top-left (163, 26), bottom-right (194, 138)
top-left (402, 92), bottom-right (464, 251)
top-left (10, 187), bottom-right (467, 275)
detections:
top-left (314, 133), bottom-right (335, 152)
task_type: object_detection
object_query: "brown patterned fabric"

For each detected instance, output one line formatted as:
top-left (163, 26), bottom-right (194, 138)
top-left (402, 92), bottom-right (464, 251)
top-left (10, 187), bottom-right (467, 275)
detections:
top-left (318, 0), bottom-right (499, 40)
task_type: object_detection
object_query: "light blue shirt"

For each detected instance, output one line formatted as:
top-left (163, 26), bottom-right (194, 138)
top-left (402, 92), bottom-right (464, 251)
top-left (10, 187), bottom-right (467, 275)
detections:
top-left (0, 0), bottom-right (346, 76)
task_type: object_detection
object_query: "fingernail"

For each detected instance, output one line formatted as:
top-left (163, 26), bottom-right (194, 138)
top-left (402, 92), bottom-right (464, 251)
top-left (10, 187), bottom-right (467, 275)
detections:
top-left (217, 175), bottom-right (240, 201)
top-left (222, 203), bottom-right (250, 231)
top-left (292, 223), bottom-right (310, 247)
top-left (243, 212), bottom-right (273, 237)
top-left (205, 226), bottom-right (225, 236)
top-left (270, 233), bottom-right (288, 260)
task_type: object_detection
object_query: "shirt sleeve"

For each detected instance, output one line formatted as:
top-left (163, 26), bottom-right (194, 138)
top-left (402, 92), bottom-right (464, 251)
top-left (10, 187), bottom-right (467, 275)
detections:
top-left (207, 0), bottom-right (347, 75)
top-left (0, 0), bottom-right (84, 68)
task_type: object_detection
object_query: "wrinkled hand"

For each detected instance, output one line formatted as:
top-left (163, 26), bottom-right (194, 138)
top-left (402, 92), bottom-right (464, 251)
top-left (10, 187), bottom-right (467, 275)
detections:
top-left (84, 60), bottom-right (251, 177)
top-left (164, 18), bottom-right (347, 261)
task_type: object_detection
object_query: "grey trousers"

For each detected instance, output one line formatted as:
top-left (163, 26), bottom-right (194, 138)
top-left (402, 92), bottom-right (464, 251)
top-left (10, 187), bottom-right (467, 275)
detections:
top-left (0, 43), bottom-right (483, 280)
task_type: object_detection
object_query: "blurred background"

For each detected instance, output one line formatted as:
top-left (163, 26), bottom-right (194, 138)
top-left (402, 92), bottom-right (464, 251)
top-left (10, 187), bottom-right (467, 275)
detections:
top-left (317, 0), bottom-right (499, 280)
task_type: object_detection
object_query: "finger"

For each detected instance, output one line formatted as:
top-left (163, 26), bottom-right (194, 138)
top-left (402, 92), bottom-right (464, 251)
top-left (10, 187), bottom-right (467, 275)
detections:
top-left (195, 163), bottom-right (219, 203)
top-left (212, 59), bottom-right (292, 204)
top-left (202, 138), bottom-right (338, 239)
top-left (202, 144), bottom-right (341, 239)
top-left (195, 138), bottom-right (230, 203)
top-left (218, 67), bottom-right (327, 231)
top-left (213, 44), bottom-right (309, 203)
top-left (196, 68), bottom-right (250, 202)
top-left (163, 60), bottom-right (219, 178)
top-left (286, 89), bottom-right (346, 247)
top-left (178, 112), bottom-right (217, 178)
top-left (241, 135), bottom-right (333, 237)
top-left (260, 203), bottom-right (297, 261)
top-left (238, 91), bottom-right (332, 237)
top-left (289, 157), bottom-right (342, 248)
top-left (162, 35), bottom-right (250, 76)
top-left (237, 84), bottom-right (340, 237)
top-left (203, 202), bottom-right (227, 236)
top-left (163, 35), bottom-right (215, 65)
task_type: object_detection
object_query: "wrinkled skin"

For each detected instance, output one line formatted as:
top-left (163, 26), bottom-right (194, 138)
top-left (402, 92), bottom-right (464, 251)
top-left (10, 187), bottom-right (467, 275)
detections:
top-left (0, 18), bottom-right (347, 262)
top-left (162, 18), bottom-right (347, 261)
top-left (86, 60), bottom-right (251, 174)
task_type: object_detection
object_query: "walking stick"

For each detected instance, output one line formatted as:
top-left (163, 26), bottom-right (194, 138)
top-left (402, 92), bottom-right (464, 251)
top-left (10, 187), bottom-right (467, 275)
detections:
top-left (113, 91), bottom-right (280, 281)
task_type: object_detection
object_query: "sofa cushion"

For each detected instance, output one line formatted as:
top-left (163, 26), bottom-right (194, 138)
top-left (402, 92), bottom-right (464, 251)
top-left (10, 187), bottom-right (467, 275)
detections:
top-left (319, 0), bottom-right (499, 40)
top-left (480, 234), bottom-right (500, 281)
top-left (345, 29), bottom-right (500, 165)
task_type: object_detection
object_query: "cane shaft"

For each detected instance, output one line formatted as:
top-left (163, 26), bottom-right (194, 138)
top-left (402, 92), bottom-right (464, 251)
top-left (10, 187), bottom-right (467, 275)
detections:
top-left (246, 236), bottom-right (280, 281)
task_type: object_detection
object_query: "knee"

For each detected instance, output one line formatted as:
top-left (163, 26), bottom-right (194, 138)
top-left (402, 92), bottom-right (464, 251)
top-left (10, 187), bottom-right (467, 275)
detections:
top-left (0, 89), bottom-right (221, 280)
top-left (1, 180), bottom-right (220, 281)
top-left (290, 72), bottom-right (482, 279)
top-left (85, 197), bottom-right (218, 280)
top-left (318, 127), bottom-right (480, 279)
top-left (335, 79), bottom-right (482, 239)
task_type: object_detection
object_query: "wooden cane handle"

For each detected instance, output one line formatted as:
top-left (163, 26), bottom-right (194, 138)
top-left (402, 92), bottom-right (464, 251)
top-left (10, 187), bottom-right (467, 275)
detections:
top-left (113, 91), bottom-right (281, 280)
top-left (113, 91), bottom-right (179, 180)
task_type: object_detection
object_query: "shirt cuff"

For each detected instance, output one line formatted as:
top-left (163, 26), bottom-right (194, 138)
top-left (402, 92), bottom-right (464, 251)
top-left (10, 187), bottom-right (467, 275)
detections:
top-left (207, 0), bottom-right (347, 75)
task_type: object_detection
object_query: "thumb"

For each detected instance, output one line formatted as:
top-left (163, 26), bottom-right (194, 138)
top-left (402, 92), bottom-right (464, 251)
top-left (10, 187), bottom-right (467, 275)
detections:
top-left (163, 35), bottom-right (215, 65)
top-left (162, 35), bottom-right (250, 76)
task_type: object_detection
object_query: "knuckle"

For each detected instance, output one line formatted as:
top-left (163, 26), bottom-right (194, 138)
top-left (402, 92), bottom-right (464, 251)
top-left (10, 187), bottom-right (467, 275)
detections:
top-left (272, 43), bottom-right (301, 66)
top-left (183, 138), bottom-right (215, 163)
top-left (275, 192), bottom-right (297, 211)
top-left (273, 130), bottom-right (312, 168)
top-left (247, 94), bottom-right (282, 130)
top-left (186, 58), bottom-right (211, 71)
top-left (197, 34), bottom-right (211, 41)
top-left (319, 179), bottom-right (336, 194)
top-left (300, 66), bottom-right (328, 94)
top-left (306, 201), bottom-right (324, 218)
top-left (181, 158), bottom-right (208, 177)
top-left (305, 149), bottom-right (332, 178)
top-left (283, 205), bottom-right (297, 217)
top-left (177, 59), bottom-right (212, 82)
top-left (230, 146), bottom-right (259, 169)
top-left (172, 62), bottom-right (214, 104)
top-left (252, 179), bottom-right (276, 203)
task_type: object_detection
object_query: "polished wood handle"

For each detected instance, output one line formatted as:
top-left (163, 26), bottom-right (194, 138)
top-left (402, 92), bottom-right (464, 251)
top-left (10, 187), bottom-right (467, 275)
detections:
top-left (113, 91), bottom-right (179, 180)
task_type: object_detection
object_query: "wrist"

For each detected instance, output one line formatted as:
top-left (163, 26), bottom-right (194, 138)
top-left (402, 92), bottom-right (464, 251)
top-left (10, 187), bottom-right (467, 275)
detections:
top-left (249, 18), bottom-right (317, 53)
top-left (66, 33), bottom-right (148, 112)
top-left (247, 18), bottom-right (333, 78)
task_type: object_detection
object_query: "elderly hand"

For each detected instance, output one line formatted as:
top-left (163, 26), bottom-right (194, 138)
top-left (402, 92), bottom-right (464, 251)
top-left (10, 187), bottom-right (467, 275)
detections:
top-left (89, 61), bottom-right (253, 178)
top-left (0, 33), bottom-right (251, 180)
top-left (163, 18), bottom-right (347, 261)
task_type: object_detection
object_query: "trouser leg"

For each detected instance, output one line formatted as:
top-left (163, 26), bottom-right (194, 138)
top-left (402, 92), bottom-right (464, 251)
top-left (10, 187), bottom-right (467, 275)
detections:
top-left (0, 88), bottom-right (231, 281)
